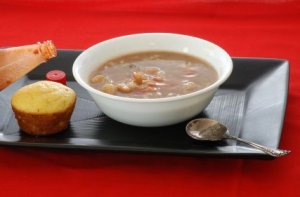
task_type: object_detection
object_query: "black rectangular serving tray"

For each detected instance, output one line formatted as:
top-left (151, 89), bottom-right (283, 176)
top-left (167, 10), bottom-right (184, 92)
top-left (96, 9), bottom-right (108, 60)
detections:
top-left (0, 50), bottom-right (289, 158)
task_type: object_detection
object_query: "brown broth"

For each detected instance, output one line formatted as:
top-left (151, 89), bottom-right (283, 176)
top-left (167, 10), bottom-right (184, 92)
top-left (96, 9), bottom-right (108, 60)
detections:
top-left (89, 51), bottom-right (218, 98)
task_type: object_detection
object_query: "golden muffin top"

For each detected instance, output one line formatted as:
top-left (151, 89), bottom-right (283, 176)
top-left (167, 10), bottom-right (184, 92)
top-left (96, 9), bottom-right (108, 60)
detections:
top-left (11, 81), bottom-right (76, 114)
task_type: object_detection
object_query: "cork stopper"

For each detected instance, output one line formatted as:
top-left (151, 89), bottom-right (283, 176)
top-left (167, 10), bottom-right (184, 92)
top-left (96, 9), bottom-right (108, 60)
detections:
top-left (38, 40), bottom-right (57, 60)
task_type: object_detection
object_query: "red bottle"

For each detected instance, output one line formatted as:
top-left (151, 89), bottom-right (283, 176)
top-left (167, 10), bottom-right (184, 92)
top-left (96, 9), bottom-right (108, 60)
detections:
top-left (0, 40), bottom-right (57, 90)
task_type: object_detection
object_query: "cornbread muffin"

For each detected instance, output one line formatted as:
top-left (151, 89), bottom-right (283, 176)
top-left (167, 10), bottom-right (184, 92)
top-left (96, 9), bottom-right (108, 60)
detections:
top-left (11, 81), bottom-right (76, 135)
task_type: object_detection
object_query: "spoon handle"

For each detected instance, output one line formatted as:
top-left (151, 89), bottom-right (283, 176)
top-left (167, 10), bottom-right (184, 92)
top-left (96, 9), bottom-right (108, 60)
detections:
top-left (225, 134), bottom-right (290, 157)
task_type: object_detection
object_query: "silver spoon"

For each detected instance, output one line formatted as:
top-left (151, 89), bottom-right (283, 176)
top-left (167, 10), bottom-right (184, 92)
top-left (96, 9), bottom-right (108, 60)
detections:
top-left (186, 118), bottom-right (290, 157)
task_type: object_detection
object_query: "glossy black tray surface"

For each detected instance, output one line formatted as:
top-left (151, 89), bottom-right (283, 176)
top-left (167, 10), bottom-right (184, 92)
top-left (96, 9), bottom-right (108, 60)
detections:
top-left (0, 50), bottom-right (289, 158)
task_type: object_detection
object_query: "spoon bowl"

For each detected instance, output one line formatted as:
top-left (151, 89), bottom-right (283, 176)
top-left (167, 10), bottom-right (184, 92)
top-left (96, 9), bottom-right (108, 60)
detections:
top-left (186, 118), bottom-right (227, 141)
top-left (186, 118), bottom-right (291, 157)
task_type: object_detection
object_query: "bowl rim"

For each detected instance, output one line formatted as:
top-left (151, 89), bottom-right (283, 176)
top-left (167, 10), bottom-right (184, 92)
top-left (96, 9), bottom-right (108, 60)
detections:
top-left (73, 33), bottom-right (233, 103)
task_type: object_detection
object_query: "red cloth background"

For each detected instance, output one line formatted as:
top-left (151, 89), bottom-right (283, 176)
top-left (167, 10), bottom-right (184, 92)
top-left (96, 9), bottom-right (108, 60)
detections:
top-left (0, 0), bottom-right (299, 196)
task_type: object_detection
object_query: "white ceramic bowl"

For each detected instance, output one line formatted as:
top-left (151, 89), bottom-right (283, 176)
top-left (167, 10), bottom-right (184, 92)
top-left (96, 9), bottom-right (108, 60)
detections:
top-left (73, 33), bottom-right (233, 127)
